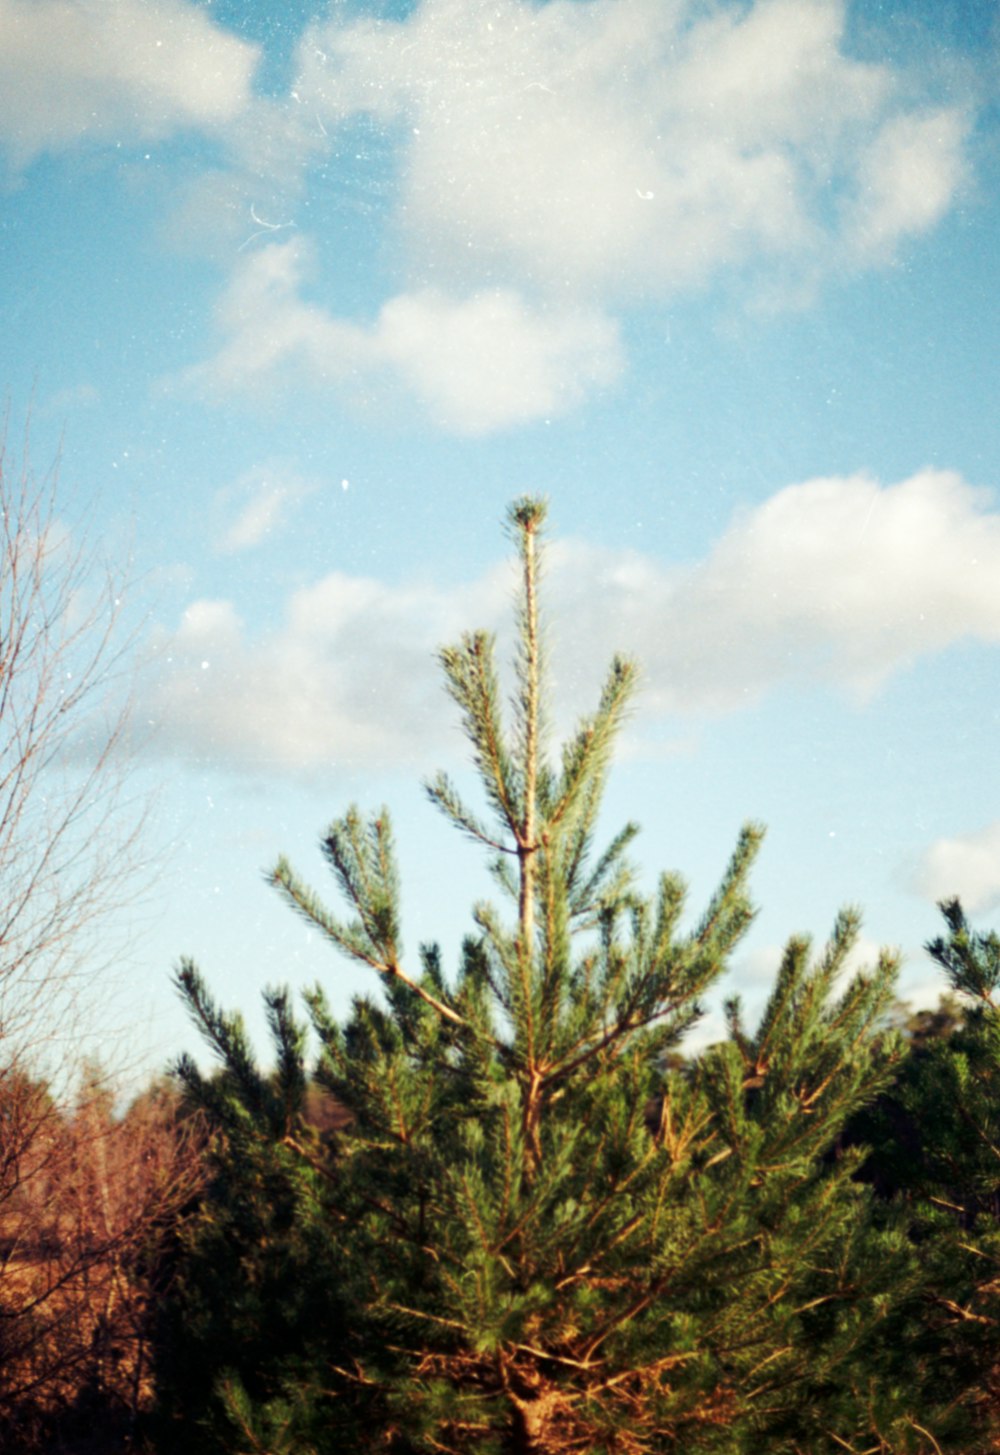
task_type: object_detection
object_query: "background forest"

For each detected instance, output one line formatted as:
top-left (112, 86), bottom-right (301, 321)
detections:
top-left (4, 487), bottom-right (1000, 1455)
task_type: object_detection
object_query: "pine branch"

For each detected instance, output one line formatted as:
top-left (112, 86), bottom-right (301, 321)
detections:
top-left (548, 656), bottom-right (638, 838)
top-left (425, 771), bottom-right (514, 854)
top-left (273, 816), bottom-right (470, 1031)
top-left (439, 632), bottom-right (521, 840)
top-left (569, 819), bottom-right (640, 919)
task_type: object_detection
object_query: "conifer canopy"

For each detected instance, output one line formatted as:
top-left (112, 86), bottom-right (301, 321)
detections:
top-left (170, 500), bottom-right (936, 1455)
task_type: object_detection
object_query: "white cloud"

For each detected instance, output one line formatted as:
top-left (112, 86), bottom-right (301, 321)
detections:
top-left (173, 238), bottom-right (623, 434)
top-left (541, 468), bottom-right (1000, 712)
top-left (162, 0), bottom-right (969, 432)
top-left (146, 467), bottom-right (1000, 776)
top-left (916, 823), bottom-right (1000, 915)
top-left (848, 109), bottom-right (969, 261)
top-left (181, 240), bottom-right (341, 393)
top-left (220, 488), bottom-right (289, 555)
top-left (297, 0), bottom-right (968, 298)
top-left (5, 0), bottom-right (969, 432)
top-left (373, 288), bottom-right (622, 434)
top-left (213, 462), bottom-right (319, 555)
top-left (0, 0), bottom-right (258, 168)
top-left (144, 564), bottom-right (514, 775)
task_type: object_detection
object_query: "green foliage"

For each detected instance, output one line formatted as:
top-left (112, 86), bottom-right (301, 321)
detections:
top-left (154, 971), bottom-right (381, 1453)
top-left (162, 500), bottom-right (946, 1454)
top-left (843, 902), bottom-right (1000, 1450)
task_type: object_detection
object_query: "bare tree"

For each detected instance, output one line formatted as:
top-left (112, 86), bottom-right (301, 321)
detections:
top-left (0, 1068), bottom-right (205, 1447)
top-left (0, 423), bottom-right (141, 1054)
top-left (0, 424), bottom-right (187, 1448)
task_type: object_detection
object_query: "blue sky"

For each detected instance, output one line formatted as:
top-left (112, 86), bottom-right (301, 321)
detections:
top-left (2, 0), bottom-right (1000, 1071)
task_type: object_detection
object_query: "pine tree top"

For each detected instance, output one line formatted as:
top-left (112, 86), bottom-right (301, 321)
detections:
top-left (174, 498), bottom-right (915, 1455)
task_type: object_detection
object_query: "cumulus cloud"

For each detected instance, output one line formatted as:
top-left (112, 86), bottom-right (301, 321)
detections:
top-left (145, 563), bottom-right (514, 774)
top-left (646, 467), bottom-right (1000, 707)
top-left (848, 109), bottom-right (969, 261)
top-left (146, 467), bottom-right (1000, 775)
top-left (372, 289), bottom-right (622, 434)
top-left (155, 0), bottom-right (970, 432)
top-left (0, 0), bottom-right (259, 169)
top-left (296, 0), bottom-right (969, 297)
top-left (173, 238), bottom-right (623, 433)
top-left (916, 823), bottom-right (1000, 915)
top-left (550, 469), bottom-right (1000, 711)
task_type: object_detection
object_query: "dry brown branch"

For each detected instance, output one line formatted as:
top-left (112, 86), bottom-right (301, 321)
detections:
top-left (0, 423), bottom-right (172, 1448)
top-left (0, 1073), bottom-right (205, 1444)
top-left (0, 424), bottom-right (147, 1056)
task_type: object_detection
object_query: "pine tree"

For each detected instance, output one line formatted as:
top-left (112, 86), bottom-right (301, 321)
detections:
top-left (845, 902), bottom-right (1000, 1450)
top-left (167, 499), bottom-right (925, 1454)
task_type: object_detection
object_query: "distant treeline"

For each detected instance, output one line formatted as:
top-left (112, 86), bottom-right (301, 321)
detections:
top-left (6, 964), bottom-right (1000, 1455)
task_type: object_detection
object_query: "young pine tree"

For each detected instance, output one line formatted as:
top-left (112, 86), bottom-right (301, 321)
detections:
top-left (168, 499), bottom-right (923, 1455)
top-left (845, 902), bottom-right (1000, 1449)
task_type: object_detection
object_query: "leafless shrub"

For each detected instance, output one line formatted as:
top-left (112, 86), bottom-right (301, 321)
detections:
top-left (0, 423), bottom-right (186, 1448)
top-left (0, 1070), bottom-right (205, 1447)
top-left (0, 424), bottom-right (144, 1057)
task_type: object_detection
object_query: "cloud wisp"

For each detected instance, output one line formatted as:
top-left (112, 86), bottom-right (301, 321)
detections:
top-left (146, 468), bottom-right (1000, 776)
top-left (212, 461), bottom-right (322, 556)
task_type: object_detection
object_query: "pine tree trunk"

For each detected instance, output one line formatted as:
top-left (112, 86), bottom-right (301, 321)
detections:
top-left (508, 1387), bottom-right (562, 1455)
